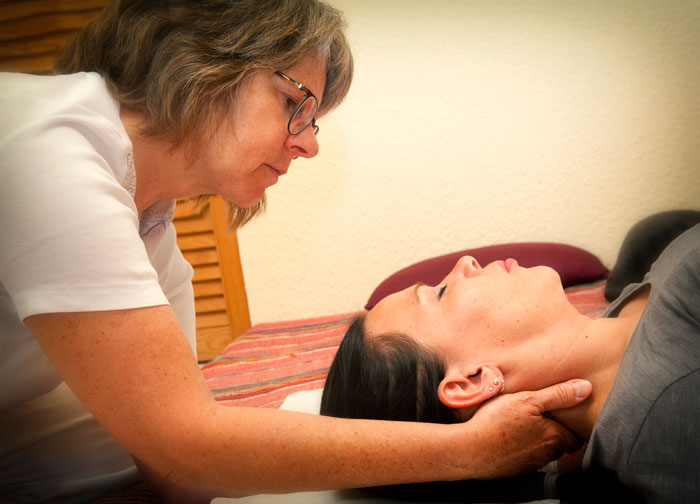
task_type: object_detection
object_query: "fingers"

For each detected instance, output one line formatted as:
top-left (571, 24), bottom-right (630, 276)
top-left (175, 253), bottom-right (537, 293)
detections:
top-left (460, 380), bottom-right (591, 478)
top-left (546, 418), bottom-right (584, 454)
top-left (531, 379), bottom-right (592, 413)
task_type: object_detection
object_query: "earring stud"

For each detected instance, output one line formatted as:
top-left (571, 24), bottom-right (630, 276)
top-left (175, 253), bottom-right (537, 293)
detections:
top-left (492, 377), bottom-right (505, 393)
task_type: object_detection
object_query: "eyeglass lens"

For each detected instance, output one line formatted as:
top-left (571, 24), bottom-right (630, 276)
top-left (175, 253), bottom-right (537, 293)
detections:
top-left (290, 97), bottom-right (318, 135)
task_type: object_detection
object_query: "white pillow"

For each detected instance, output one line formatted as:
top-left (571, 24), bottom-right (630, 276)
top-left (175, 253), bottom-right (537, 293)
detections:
top-left (279, 388), bottom-right (324, 415)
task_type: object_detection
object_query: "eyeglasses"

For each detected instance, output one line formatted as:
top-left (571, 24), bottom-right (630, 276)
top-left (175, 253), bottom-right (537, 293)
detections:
top-left (275, 71), bottom-right (319, 136)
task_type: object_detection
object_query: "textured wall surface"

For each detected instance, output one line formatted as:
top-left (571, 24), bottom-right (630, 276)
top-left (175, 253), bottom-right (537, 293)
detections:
top-left (239, 0), bottom-right (700, 324)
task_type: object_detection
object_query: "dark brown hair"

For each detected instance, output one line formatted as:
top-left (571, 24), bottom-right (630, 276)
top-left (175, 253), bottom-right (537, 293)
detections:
top-left (321, 315), bottom-right (461, 424)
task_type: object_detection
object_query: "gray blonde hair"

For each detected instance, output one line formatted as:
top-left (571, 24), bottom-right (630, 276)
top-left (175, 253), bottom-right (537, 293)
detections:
top-left (54, 0), bottom-right (353, 227)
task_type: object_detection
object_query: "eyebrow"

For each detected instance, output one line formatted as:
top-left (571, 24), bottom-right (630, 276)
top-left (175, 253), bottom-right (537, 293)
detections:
top-left (275, 71), bottom-right (318, 100)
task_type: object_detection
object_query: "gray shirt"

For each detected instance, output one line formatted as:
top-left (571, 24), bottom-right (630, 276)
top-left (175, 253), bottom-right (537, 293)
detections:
top-left (584, 223), bottom-right (700, 502)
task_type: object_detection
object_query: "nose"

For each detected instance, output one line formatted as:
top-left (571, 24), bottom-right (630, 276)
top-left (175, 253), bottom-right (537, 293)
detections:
top-left (285, 124), bottom-right (319, 159)
top-left (442, 255), bottom-right (481, 284)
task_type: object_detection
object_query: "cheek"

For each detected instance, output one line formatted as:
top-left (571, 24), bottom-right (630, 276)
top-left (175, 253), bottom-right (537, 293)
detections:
top-left (203, 120), bottom-right (243, 167)
top-left (443, 293), bottom-right (494, 335)
top-left (448, 284), bottom-right (527, 337)
top-left (232, 87), bottom-right (289, 152)
top-left (234, 124), bottom-right (288, 164)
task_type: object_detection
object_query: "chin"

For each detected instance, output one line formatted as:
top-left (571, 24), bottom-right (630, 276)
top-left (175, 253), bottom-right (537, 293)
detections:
top-left (226, 188), bottom-right (266, 208)
top-left (237, 197), bottom-right (263, 209)
top-left (533, 264), bottom-right (561, 281)
top-left (528, 265), bottom-right (566, 296)
top-left (223, 195), bottom-right (267, 227)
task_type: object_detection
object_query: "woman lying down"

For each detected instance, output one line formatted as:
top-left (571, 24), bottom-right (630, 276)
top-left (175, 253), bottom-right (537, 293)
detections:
top-left (321, 223), bottom-right (700, 503)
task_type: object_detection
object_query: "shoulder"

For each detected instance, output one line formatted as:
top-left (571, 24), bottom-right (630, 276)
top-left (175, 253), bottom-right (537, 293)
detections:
top-left (0, 74), bottom-right (156, 319)
top-left (1, 72), bottom-right (130, 183)
top-left (602, 223), bottom-right (700, 318)
top-left (1, 72), bottom-right (118, 128)
top-left (645, 224), bottom-right (700, 335)
top-left (1, 72), bottom-right (135, 228)
top-left (648, 223), bottom-right (700, 285)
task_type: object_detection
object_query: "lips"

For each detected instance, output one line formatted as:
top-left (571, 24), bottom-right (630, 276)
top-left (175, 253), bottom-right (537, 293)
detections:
top-left (268, 164), bottom-right (287, 176)
top-left (504, 258), bottom-right (518, 272)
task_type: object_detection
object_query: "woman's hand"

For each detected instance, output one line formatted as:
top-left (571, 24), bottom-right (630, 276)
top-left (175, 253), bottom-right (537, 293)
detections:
top-left (459, 379), bottom-right (592, 479)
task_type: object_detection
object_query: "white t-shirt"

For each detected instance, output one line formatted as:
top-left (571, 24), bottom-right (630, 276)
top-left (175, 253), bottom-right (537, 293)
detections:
top-left (0, 72), bottom-right (196, 502)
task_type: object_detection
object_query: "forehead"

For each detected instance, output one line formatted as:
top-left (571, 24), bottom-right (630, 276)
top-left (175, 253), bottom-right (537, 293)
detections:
top-left (364, 284), bottom-right (424, 338)
top-left (282, 50), bottom-right (327, 104)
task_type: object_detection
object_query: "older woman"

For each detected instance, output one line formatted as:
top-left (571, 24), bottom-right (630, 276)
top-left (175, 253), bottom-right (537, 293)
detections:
top-left (0, 1), bottom-right (590, 502)
top-left (322, 224), bottom-right (700, 502)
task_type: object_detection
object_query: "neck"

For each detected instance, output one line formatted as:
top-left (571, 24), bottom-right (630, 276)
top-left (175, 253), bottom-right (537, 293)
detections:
top-left (504, 309), bottom-right (641, 440)
top-left (548, 316), bottom-right (636, 438)
top-left (120, 109), bottom-right (193, 211)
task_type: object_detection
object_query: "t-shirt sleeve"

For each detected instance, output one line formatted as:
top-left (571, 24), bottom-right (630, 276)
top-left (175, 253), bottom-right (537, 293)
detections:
top-left (0, 108), bottom-right (169, 320)
top-left (146, 221), bottom-right (197, 354)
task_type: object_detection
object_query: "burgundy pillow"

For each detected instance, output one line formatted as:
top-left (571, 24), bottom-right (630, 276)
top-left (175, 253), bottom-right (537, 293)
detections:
top-left (365, 242), bottom-right (609, 310)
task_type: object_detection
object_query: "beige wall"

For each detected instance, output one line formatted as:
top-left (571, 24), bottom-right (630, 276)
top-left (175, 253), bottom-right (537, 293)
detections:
top-left (239, 0), bottom-right (700, 324)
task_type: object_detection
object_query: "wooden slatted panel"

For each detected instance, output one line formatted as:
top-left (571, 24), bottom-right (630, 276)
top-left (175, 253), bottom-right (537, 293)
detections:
top-left (182, 248), bottom-right (219, 267)
top-left (193, 280), bottom-right (224, 298)
top-left (176, 232), bottom-right (217, 251)
top-left (0, 0), bottom-right (107, 73)
top-left (174, 199), bottom-right (230, 360)
top-left (209, 197), bottom-right (251, 341)
top-left (195, 296), bottom-right (226, 314)
top-left (174, 198), bottom-right (250, 361)
top-left (195, 326), bottom-right (237, 358)
top-left (192, 264), bottom-right (223, 283)
top-left (195, 312), bottom-right (231, 330)
top-left (1, 0), bottom-right (252, 362)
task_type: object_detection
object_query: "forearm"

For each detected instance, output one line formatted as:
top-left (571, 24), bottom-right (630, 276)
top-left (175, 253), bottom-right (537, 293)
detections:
top-left (148, 404), bottom-right (476, 494)
top-left (157, 380), bottom-right (591, 494)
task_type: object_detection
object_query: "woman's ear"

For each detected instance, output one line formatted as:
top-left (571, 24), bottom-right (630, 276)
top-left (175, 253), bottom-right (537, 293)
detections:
top-left (437, 364), bottom-right (504, 409)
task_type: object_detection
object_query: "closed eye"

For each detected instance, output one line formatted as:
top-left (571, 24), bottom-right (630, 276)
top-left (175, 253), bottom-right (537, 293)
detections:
top-left (285, 95), bottom-right (299, 114)
top-left (437, 285), bottom-right (446, 299)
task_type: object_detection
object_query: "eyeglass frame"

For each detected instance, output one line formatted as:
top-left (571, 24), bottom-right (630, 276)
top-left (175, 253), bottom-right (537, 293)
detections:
top-left (275, 71), bottom-right (320, 136)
